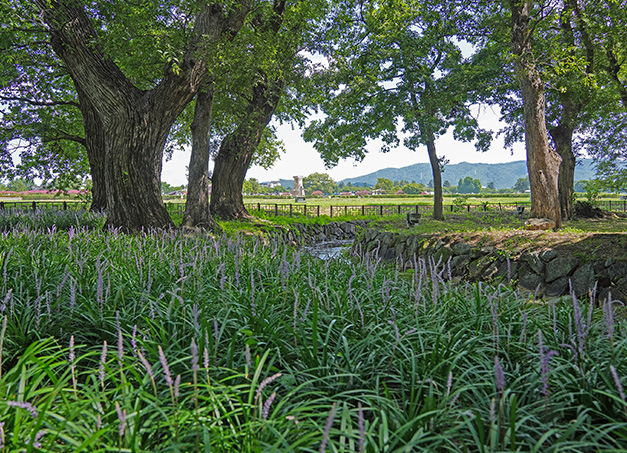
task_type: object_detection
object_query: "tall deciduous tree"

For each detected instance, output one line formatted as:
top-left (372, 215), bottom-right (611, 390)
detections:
top-left (0, 5), bottom-right (107, 210)
top-left (573, 1), bottom-right (627, 190)
top-left (209, 0), bottom-right (319, 220)
top-left (303, 172), bottom-right (337, 194)
top-left (508, 0), bottom-right (562, 229)
top-left (27, 1), bottom-right (250, 231)
top-left (304, 0), bottom-right (491, 220)
top-left (179, 0), bottom-right (319, 223)
top-left (182, 79), bottom-right (219, 229)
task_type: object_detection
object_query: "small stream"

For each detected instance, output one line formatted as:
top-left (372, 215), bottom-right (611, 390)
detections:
top-left (302, 239), bottom-right (354, 260)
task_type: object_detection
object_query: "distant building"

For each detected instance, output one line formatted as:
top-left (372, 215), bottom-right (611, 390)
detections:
top-left (260, 181), bottom-right (282, 188)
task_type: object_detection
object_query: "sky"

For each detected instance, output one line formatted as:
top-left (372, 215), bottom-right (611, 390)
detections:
top-left (161, 106), bottom-right (527, 187)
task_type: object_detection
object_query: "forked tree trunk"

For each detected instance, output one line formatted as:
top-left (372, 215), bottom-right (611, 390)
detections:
top-left (182, 83), bottom-right (220, 230)
top-left (509, 0), bottom-right (562, 229)
top-left (37, 0), bottom-right (249, 231)
top-left (425, 129), bottom-right (444, 221)
top-left (210, 80), bottom-right (282, 220)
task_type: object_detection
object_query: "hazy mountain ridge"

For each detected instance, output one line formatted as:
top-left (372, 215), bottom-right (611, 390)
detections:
top-left (336, 159), bottom-right (597, 189)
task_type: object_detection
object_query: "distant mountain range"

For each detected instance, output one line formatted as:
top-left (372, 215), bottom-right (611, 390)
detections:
top-left (278, 159), bottom-right (597, 189)
top-left (334, 159), bottom-right (597, 189)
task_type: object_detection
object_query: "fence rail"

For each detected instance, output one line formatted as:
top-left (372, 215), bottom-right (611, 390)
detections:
top-left (245, 200), bottom-right (627, 217)
top-left (0, 200), bottom-right (89, 211)
top-left (1, 199), bottom-right (625, 217)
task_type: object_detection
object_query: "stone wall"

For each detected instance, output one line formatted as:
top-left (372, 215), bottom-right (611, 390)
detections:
top-left (353, 228), bottom-right (627, 303)
top-left (271, 220), bottom-right (367, 245)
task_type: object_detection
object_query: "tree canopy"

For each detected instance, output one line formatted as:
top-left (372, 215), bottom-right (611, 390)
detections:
top-left (1, 0), bottom-right (626, 230)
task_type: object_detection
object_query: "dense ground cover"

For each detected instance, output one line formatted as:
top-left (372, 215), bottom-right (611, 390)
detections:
top-left (1, 211), bottom-right (627, 451)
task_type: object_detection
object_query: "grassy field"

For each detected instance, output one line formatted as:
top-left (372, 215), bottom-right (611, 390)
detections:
top-left (0, 209), bottom-right (627, 451)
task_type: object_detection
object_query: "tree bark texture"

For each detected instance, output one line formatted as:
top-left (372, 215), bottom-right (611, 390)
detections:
top-left (36, 0), bottom-right (250, 231)
top-left (182, 83), bottom-right (220, 230)
top-left (208, 0), bottom-right (287, 221)
top-left (509, 0), bottom-right (562, 229)
top-left (425, 128), bottom-right (444, 221)
top-left (549, 96), bottom-right (579, 221)
top-left (75, 88), bottom-right (107, 212)
top-left (210, 80), bottom-right (283, 220)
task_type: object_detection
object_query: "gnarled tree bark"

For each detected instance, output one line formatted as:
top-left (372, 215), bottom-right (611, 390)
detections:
top-left (210, 79), bottom-right (283, 220)
top-left (425, 127), bottom-right (444, 221)
top-left (182, 81), bottom-right (221, 230)
top-left (36, 0), bottom-right (249, 231)
top-left (75, 89), bottom-right (107, 212)
top-left (547, 0), bottom-right (592, 221)
top-left (509, 0), bottom-right (562, 229)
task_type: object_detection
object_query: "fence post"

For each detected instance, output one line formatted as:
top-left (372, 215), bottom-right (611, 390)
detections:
top-left (330, 205), bottom-right (333, 218)
top-left (380, 205), bottom-right (383, 216)
top-left (0, 201), bottom-right (4, 210)
top-left (317, 205), bottom-right (320, 217)
top-left (362, 205), bottom-right (365, 216)
top-left (609, 200), bottom-right (612, 211)
top-left (32, 201), bottom-right (37, 211)
top-left (304, 205), bottom-right (307, 216)
top-left (63, 201), bottom-right (68, 210)
top-left (345, 206), bottom-right (348, 216)
top-left (289, 204), bottom-right (293, 216)
top-left (274, 204), bottom-right (278, 216)
top-left (398, 205), bottom-right (401, 214)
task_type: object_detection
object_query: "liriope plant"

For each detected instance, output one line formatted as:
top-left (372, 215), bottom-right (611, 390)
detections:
top-left (1, 226), bottom-right (627, 451)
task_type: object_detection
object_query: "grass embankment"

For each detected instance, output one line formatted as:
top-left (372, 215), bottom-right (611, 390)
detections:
top-left (0, 211), bottom-right (626, 450)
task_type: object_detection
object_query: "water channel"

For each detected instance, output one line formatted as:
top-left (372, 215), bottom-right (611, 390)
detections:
top-left (302, 239), bottom-right (353, 260)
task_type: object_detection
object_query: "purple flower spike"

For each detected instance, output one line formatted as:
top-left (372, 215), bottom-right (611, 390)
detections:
top-left (190, 339), bottom-right (199, 372)
top-left (262, 392), bottom-right (276, 420)
top-left (7, 400), bottom-right (38, 418)
top-left (320, 402), bottom-right (337, 453)
top-left (494, 356), bottom-right (505, 393)
top-left (611, 365), bottom-right (626, 401)
top-left (99, 341), bottom-right (107, 384)
top-left (115, 401), bottom-right (126, 437)
top-left (158, 345), bottom-right (173, 386)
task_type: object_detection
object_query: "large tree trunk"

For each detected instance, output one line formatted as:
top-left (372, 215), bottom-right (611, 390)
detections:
top-left (36, 0), bottom-right (250, 231)
top-left (546, 1), bottom-right (589, 221)
top-left (76, 89), bottom-right (107, 212)
top-left (425, 128), bottom-right (444, 221)
top-left (209, 0), bottom-right (287, 221)
top-left (182, 82), bottom-right (221, 230)
top-left (104, 103), bottom-right (180, 230)
top-left (509, 0), bottom-right (562, 229)
top-left (210, 80), bottom-right (283, 220)
top-left (549, 122), bottom-right (576, 221)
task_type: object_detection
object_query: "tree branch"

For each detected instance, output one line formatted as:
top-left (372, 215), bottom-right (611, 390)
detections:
top-left (42, 131), bottom-right (86, 146)
top-left (0, 95), bottom-right (80, 108)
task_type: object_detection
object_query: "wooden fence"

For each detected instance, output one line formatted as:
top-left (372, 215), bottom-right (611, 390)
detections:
top-left (0, 200), bottom-right (88, 211)
top-left (1, 199), bottom-right (626, 218)
top-left (243, 200), bottom-right (627, 217)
